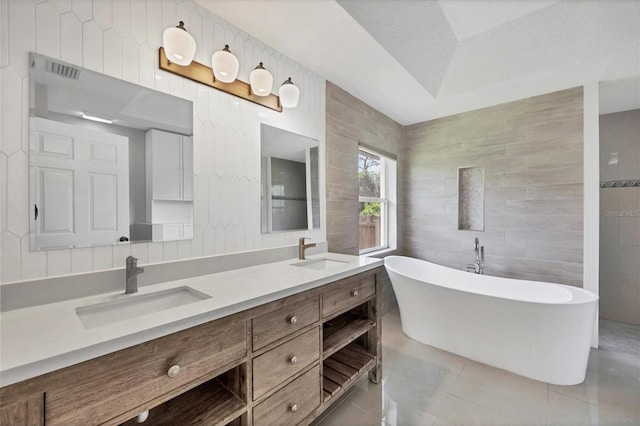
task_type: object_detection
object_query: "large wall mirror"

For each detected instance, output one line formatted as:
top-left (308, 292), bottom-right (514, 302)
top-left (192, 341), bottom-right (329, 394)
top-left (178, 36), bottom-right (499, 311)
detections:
top-left (260, 124), bottom-right (320, 233)
top-left (29, 53), bottom-right (194, 250)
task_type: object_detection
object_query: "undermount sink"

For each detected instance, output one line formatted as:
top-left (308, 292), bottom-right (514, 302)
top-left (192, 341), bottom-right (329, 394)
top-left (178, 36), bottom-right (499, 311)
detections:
top-left (291, 258), bottom-right (349, 270)
top-left (75, 286), bottom-right (210, 329)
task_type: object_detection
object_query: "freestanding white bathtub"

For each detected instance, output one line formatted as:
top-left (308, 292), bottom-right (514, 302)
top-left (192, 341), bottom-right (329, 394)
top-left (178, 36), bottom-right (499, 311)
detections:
top-left (384, 256), bottom-right (599, 385)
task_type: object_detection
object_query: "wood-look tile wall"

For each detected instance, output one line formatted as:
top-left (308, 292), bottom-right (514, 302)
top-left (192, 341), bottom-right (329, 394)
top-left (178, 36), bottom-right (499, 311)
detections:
top-left (404, 87), bottom-right (584, 286)
top-left (325, 82), bottom-right (404, 256)
top-left (599, 109), bottom-right (640, 324)
top-left (325, 82), bottom-right (404, 312)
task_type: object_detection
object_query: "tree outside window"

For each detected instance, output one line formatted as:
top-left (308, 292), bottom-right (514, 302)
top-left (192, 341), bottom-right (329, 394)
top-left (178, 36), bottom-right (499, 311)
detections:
top-left (359, 149), bottom-right (386, 252)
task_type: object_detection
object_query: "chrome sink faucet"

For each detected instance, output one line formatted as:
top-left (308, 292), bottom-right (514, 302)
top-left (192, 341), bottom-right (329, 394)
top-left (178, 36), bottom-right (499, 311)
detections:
top-left (466, 238), bottom-right (485, 274)
top-left (125, 255), bottom-right (144, 294)
top-left (298, 237), bottom-right (316, 260)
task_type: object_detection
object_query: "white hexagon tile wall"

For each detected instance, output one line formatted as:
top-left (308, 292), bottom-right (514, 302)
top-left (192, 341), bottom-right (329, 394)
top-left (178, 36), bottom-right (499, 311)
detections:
top-left (0, 0), bottom-right (326, 283)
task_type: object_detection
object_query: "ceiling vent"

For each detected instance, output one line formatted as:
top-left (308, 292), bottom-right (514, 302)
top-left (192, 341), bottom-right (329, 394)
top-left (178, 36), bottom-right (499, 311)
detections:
top-left (45, 59), bottom-right (81, 80)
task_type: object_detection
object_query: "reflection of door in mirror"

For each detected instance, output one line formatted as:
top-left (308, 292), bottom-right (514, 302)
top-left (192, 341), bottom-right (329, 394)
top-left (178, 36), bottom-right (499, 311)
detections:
top-left (29, 117), bottom-right (129, 250)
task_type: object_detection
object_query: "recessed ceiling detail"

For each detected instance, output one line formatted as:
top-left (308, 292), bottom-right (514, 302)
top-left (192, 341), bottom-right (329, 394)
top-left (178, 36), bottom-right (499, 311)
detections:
top-left (336, 0), bottom-right (457, 97)
top-left (197, 0), bottom-right (640, 125)
top-left (437, 0), bottom-right (560, 41)
top-left (438, 0), bottom-right (640, 97)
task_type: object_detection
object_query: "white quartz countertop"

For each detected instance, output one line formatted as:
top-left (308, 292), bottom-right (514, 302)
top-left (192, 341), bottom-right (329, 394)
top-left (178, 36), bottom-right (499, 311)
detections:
top-left (0, 253), bottom-right (383, 387)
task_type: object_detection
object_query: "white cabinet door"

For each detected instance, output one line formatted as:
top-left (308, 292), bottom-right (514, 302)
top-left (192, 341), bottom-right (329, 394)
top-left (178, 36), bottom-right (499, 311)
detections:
top-left (147, 129), bottom-right (182, 200)
top-left (151, 223), bottom-right (184, 241)
top-left (30, 118), bottom-right (129, 249)
top-left (182, 136), bottom-right (193, 201)
top-left (183, 223), bottom-right (193, 239)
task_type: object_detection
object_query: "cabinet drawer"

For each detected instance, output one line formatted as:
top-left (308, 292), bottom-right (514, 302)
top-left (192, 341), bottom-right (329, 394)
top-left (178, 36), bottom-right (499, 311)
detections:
top-left (253, 327), bottom-right (320, 399)
top-left (252, 297), bottom-right (319, 350)
top-left (322, 273), bottom-right (375, 318)
top-left (45, 316), bottom-right (247, 425)
top-left (253, 365), bottom-right (320, 426)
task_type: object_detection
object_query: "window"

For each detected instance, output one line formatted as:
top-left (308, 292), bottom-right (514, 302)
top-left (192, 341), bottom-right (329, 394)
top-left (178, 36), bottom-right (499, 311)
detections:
top-left (358, 147), bottom-right (397, 254)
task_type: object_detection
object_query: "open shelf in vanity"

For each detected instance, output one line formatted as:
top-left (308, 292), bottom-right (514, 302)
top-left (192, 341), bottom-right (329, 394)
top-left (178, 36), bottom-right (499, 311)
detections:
top-left (322, 341), bottom-right (375, 402)
top-left (323, 310), bottom-right (375, 358)
top-left (320, 281), bottom-right (380, 406)
top-left (120, 363), bottom-right (248, 426)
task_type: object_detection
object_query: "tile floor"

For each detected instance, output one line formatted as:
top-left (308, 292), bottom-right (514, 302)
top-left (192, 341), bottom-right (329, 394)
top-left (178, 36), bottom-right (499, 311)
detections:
top-left (313, 310), bottom-right (640, 425)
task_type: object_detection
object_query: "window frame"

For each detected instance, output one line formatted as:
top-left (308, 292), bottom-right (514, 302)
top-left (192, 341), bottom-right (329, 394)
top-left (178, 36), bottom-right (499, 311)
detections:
top-left (358, 146), bottom-right (396, 255)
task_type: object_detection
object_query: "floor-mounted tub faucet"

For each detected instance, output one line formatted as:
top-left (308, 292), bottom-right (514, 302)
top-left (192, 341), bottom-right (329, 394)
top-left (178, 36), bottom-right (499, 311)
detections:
top-left (467, 238), bottom-right (485, 274)
top-left (125, 255), bottom-right (144, 294)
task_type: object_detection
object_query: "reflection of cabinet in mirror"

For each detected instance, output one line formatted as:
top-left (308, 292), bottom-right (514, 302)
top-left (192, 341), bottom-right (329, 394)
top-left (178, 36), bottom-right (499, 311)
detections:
top-left (145, 129), bottom-right (193, 202)
top-left (130, 129), bottom-right (193, 242)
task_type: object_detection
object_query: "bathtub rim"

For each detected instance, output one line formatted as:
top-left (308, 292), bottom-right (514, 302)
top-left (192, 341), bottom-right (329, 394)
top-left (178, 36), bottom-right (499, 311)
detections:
top-left (384, 255), bottom-right (598, 306)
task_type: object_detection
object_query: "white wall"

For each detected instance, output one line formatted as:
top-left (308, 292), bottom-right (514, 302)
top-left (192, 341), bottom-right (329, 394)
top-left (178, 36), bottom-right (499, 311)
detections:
top-left (0, 0), bottom-right (326, 283)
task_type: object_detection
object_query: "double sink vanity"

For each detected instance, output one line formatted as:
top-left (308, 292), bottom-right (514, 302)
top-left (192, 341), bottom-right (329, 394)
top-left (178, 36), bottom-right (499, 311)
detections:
top-left (0, 252), bottom-right (384, 426)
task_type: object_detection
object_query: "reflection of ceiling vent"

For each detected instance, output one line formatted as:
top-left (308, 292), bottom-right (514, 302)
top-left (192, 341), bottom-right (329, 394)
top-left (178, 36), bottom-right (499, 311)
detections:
top-left (45, 59), bottom-right (81, 80)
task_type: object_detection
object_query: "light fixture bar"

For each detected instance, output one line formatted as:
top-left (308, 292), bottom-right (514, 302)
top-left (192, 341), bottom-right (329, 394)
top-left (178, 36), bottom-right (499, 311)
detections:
top-left (81, 113), bottom-right (113, 124)
top-left (158, 47), bottom-right (283, 113)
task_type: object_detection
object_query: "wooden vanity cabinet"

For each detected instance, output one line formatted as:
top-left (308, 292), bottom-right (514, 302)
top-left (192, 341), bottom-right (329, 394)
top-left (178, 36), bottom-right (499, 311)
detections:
top-left (0, 393), bottom-right (44, 426)
top-left (0, 267), bottom-right (383, 426)
top-left (0, 314), bottom-right (248, 426)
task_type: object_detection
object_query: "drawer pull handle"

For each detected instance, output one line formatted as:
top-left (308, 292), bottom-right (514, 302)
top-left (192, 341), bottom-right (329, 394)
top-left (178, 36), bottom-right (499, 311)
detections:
top-left (289, 315), bottom-right (298, 325)
top-left (289, 403), bottom-right (298, 413)
top-left (167, 365), bottom-right (181, 378)
top-left (135, 410), bottom-right (149, 423)
top-left (289, 355), bottom-right (298, 365)
top-left (351, 289), bottom-right (359, 297)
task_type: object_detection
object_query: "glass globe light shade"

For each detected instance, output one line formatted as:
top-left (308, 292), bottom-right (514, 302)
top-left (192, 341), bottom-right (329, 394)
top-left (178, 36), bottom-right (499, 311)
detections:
top-left (279, 77), bottom-right (300, 108)
top-left (249, 62), bottom-right (273, 97)
top-left (212, 45), bottom-right (239, 83)
top-left (162, 21), bottom-right (196, 66)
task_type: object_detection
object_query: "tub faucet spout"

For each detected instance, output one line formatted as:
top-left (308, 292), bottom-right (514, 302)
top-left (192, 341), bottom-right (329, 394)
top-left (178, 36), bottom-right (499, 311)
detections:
top-left (471, 238), bottom-right (484, 274)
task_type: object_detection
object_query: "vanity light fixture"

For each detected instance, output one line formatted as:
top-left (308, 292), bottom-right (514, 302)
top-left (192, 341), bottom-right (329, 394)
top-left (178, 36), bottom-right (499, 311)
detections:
top-left (81, 112), bottom-right (113, 124)
top-left (279, 77), bottom-right (300, 108)
top-left (162, 21), bottom-right (196, 66)
top-left (158, 32), bottom-right (298, 112)
top-left (250, 62), bottom-right (274, 97)
top-left (211, 45), bottom-right (239, 83)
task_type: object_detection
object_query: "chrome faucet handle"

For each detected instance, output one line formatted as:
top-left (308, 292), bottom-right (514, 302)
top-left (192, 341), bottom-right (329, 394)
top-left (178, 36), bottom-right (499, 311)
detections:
top-left (474, 238), bottom-right (479, 251)
top-left (126, 255), bottom-right (138, 267)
